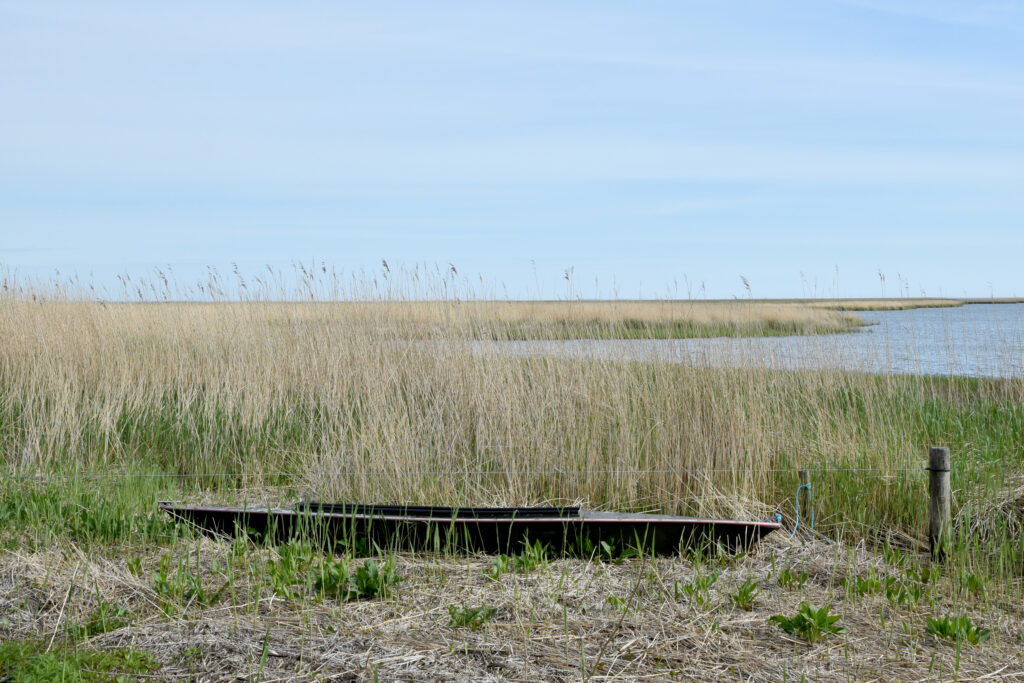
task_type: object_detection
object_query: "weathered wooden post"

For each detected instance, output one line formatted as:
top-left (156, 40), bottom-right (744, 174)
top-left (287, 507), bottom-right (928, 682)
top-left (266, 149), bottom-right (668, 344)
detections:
top-left (927, 446), bottom-right (951, 560)
top-left (798, 469), bottom-right (811, 533)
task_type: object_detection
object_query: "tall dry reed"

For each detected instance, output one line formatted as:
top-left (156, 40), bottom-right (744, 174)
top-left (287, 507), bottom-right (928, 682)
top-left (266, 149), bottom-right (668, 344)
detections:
top-left (0, 270), bottom-right (1021, 559)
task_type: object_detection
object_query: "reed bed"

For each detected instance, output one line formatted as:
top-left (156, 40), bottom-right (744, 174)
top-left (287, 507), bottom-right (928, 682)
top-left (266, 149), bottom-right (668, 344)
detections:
top-left (802, 298), bottom-right (964, 311)
top-left (0, 295), bottom-right (1020, 529)
top-left (1, 271), bottom-right (1022, 680)
top-left (372, 299), bottom-right (865, 338)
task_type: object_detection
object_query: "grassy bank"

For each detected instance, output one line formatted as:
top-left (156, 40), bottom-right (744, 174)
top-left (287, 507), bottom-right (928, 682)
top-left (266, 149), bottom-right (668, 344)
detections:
top-left (1, 287), bottom-right (1022, 679)
top-left (443, 300), bottom-right (865, 338)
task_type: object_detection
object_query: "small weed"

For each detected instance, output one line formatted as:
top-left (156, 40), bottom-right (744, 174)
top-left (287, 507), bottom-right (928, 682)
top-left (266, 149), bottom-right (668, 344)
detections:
top-left (447, 603), bottom-right (497, 631)
top-left (886, 581), bottom-right (924, 607)
top-left (484, 554), bottom-right (510, 580)
top-left (770, 603), bottom-right (845, 644)
top-left (959, 572), bottom-right (987, 600)
top-left (350, 556), bottom-right (401, 600)
top-left (314, 555), bottom-right (351, 599)
top-left (606, 594), bottom-right (628, 610)
top-left (512, 539), bottom-right (549, 573)
top-left (66, 599), bottom-right (132, 639)
top-left (925, 614), bottom-right (991, 645)
top-left (231, 533), bottom-right (251, 559)
top-left (841, 571), bottom-right (883, 597)
top-left (884, 568), bottom-right (933, 608)
top-left (673, 571), bottom-right (719, 607)
top-left (313, 555), bottom-right (402, 601)
top-left (181, 645), bottom-right (205, 668)
top-left (917, 566), bottom-right (939, 585)
top-left (267, 540), bottom-right (315, 598)
top-left (777, 567), bottom-right (808, 590)
top-left (485, 540), bottom-right (549, 579)
top-left (882, 542), bottom-right (907, 569)
top-left (575, 537), bottom-right (641, 563)
top-left (594, 539), bottom-right (639, 563)
top-left (152, 553), bottom-right (228, 614)
top-left (731, 578), bottom-right (760, 611)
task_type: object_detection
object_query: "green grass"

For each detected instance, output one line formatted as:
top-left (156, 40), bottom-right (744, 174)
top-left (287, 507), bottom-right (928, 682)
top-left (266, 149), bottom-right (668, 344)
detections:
top-left (0, 470), bottom-right (179, 550)
top-left (0, 639), bottom-right (159, 682)
top-left (65, 598), bottom-right (133, 640)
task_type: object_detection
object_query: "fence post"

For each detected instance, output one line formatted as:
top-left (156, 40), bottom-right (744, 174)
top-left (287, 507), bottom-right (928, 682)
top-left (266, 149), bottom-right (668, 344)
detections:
top-left (798, 469), bottom-right (810, 532)
top-left (927, 446), bottom-right (951, 560)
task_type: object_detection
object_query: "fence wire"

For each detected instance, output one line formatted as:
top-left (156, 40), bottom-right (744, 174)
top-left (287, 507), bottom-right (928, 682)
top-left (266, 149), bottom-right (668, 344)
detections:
top-left (0, 465), bottom-right (929, 483)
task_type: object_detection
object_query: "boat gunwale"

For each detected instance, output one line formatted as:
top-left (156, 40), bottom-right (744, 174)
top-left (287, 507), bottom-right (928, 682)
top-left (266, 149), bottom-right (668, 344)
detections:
top-left (158, 502), bottom-right (782, 530)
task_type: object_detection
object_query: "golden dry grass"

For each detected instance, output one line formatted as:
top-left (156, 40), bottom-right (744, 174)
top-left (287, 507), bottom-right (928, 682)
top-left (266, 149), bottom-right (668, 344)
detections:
top-left (383, 299), bottom-right (863, 330)
top-left (0, 298), bottom-right (916, 515)
top-left (802, 298), bottom-right (963, 311)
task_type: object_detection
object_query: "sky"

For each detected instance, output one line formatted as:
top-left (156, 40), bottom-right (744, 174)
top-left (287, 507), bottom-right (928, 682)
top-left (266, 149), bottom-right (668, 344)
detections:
top-left (1, 1), bottom-right (1022, 300)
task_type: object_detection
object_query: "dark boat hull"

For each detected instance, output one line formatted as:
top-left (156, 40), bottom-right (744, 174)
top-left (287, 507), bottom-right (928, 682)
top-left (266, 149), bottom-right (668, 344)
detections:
top-left (159, 502), bottom-right (779, 555)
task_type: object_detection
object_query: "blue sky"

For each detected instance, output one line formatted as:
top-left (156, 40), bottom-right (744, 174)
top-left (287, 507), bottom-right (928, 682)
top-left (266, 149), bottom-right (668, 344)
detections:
top-left (1, 1), bottom-right (1022, 299)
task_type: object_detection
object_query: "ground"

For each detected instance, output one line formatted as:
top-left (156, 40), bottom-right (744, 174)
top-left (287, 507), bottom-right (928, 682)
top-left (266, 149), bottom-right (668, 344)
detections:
top-left (1, 533), bottom-right (1021, 681)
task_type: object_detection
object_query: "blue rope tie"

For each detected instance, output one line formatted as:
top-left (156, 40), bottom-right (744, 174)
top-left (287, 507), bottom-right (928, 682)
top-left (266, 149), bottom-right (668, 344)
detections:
top-left (790, 482), bottom-right (813, 539)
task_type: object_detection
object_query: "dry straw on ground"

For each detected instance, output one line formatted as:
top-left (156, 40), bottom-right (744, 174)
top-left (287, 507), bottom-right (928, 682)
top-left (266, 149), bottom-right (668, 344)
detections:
top-left (2, 533), bottom-right (1021, 682)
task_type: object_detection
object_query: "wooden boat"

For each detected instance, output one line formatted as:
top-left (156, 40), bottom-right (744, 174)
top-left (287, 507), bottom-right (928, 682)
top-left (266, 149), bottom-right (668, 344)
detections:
top-left (159, 501), bottom-right (779, 555)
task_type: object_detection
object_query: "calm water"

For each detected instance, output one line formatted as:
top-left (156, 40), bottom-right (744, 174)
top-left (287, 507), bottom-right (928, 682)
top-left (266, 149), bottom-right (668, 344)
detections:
top-left (481, 303), bottom-right (1024, 378)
